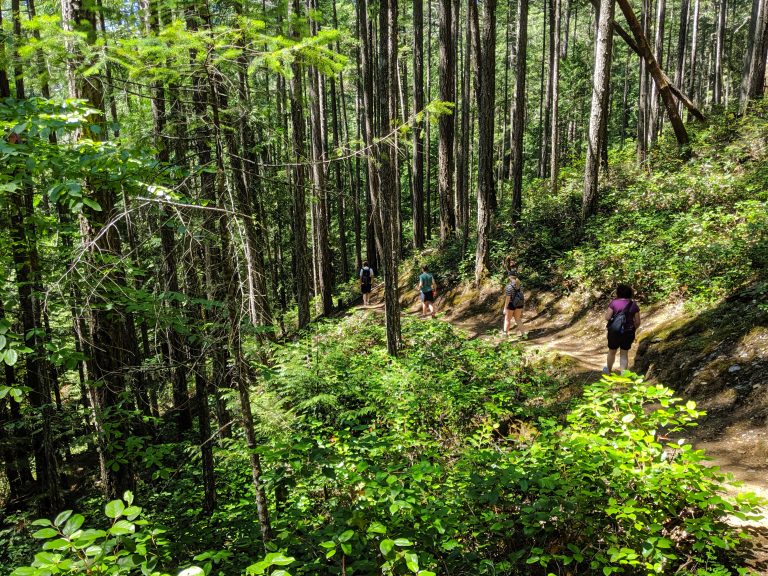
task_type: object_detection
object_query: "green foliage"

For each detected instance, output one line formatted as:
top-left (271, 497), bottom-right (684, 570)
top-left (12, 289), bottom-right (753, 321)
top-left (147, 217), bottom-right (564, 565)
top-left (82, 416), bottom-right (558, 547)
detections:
top-left (244, 318), bottom-right (759, 575)
top-left (9, 491), bottom-right (201, 576)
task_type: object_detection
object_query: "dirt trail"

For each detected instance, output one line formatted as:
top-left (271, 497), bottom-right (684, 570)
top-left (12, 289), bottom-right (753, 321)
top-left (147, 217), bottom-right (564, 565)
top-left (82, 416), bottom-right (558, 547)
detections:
top-left (363, 283), bottom-right (768, 567)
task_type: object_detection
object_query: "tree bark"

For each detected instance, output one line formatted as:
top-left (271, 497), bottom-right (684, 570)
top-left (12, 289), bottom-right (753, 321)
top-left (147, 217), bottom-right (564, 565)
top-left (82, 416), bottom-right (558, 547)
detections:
top-left (616, 0), bottom-right (691, 152)
top-left (288, 0), bottom-right (311, 329)
top-left (511, 0), bottom-right (528, 221)
top-left (647, 0), bottom-right (665, 147)
top-left (472, 0), bottom-right (497, 284)
top-left (713, 0), bottom-right (727, 105)
top-left (550, 0), bottom-right (562, 193)
top-left (62, 0), bottom-right (134, 501)
top-left (412, 0), bottom-right (426, 248)
top-left (582, 0), bottom-right (614, 220)
top-left (438, 0), bottom-right (456, 241)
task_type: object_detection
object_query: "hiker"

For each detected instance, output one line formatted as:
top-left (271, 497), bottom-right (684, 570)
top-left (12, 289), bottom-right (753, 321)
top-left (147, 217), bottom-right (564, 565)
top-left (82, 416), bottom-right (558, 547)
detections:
top-left (502, 270), bottom-right (525, 337)
top-left (359, 261), bottom-right (375, 306)
top-left (603, 283), bottom-right (641, 374)
top-left (417, 265), bottom-right (437, 318)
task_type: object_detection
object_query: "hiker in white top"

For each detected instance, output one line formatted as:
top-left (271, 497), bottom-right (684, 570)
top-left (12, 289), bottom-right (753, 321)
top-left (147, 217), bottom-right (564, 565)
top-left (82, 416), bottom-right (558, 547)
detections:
top-left (359, 261), bottom-right (375, 306)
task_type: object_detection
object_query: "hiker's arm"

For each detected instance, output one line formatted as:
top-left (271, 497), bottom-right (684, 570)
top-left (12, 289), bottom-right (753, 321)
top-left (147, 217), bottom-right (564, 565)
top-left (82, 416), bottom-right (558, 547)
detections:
top-left (634, 311), bottom-right (641, 331)
top-left (604, 307), bottom-right (613, 321)
top-left (503, 295), bottom-right (510, 313)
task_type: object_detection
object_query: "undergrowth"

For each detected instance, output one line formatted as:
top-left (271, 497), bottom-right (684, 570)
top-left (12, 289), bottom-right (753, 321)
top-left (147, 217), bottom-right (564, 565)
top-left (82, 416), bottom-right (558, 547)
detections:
top-left (8, 316), bottom-right (762, 575)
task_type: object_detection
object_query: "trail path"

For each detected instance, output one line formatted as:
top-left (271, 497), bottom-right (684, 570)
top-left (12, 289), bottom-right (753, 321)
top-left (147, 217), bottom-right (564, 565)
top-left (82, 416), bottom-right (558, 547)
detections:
top-left (362, 284), bottom-right (768, 569)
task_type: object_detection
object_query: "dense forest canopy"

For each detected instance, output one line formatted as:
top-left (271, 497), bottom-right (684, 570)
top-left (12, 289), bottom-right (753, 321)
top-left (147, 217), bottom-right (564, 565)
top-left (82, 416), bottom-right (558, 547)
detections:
top-left (1, 0), bottom-right (767, 571)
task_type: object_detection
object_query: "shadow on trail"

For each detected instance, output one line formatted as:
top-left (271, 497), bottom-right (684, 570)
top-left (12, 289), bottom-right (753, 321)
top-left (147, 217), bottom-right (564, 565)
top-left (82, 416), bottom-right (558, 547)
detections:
top-left (634, 286), bottom-right (768, 444)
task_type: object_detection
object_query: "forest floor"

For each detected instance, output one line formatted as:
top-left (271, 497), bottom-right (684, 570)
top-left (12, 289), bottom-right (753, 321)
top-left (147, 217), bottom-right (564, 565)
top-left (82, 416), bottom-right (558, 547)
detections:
top-left (362, 280), bottom-right (768, 570)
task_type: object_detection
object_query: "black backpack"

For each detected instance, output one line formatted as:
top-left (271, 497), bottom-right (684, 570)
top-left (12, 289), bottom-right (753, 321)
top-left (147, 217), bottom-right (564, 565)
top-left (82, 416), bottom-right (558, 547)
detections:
top-left (361, 267), bottom-right (372, 287)
top-left (508, 283), bottom-right (524, 308)
top-left (607, 300), bottom-right (634, 335)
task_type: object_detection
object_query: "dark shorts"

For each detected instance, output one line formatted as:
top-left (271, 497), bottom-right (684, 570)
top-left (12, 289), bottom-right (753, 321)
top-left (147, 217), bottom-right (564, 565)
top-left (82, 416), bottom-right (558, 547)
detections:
top-left (608, 330), bottom-right (636, 351)
top-left (361, 284), bottom-right (372, 294)
top-left (506, 303), bottom-right (523, 311)
top-left (420, 290), bottom-right (434, 302)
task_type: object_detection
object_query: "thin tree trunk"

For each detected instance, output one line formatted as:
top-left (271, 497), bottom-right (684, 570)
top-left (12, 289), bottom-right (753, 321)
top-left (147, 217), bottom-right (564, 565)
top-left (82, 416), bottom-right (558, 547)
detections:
top-left (713, 0), bottom-right (727, 105)
top-left (412, 0), bottom-right (425, 248)
top-left (648, 0), bottom-right (665, 147)
top-left (550, 0), bottom-right (562, 193)
top-left (675, 0), bottom-right (690, 116)
top-left (582, 0), bottom-right (615, 220)
top-left (438, 0), bottom-right (456, 241)
top-left (688, 0), bottom-right (700, 114)
top-left (511, 0), bottom-right (528, 221)
top-left (637, 0), bottom-right (649, 163)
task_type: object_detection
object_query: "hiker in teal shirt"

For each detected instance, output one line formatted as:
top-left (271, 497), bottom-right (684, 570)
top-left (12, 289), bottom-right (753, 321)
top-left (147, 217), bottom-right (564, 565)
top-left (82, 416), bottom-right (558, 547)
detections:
top-left (417, 265), bottom-right (437, 318)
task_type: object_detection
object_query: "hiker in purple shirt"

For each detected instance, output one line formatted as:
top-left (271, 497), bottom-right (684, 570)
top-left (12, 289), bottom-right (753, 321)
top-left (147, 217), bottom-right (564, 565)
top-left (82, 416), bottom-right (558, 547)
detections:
top-left (603, 283), bottom-right (641, 374)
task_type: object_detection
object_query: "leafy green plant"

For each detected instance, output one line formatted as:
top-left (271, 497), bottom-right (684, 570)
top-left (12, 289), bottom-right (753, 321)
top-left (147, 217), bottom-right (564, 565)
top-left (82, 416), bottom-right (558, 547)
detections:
top-left (10, 492), bottom-right (200, 576)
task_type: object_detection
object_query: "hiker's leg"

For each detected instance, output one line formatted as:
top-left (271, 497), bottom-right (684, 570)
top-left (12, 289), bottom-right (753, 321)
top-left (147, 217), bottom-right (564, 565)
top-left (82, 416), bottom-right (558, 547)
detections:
top-left (513, 308), bottom-right (523, 334)
top-left (619, 349), bottom-right (629, 371)
top-left (503, 309), bottom-right (512, 333)
top-left (606, 349), bottom-right (617, 372)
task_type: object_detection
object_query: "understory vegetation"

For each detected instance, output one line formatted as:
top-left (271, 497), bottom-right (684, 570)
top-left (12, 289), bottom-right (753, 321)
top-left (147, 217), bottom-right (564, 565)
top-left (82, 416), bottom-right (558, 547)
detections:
top-left (419, 104), bottom-right (768, 309)
top-left (6, 317), bottom-right (763, 575)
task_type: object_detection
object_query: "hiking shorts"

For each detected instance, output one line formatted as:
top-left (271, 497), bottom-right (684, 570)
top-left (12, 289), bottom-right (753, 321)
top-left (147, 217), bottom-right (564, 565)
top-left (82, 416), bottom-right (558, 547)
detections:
top-left (608, 329), bottom-right (636, 351)
top-left (506, 302), bottom-right (524, 311)
top-left (361, 284), bottom-right (372, 294)
top-left (420, 290), bottom-right (434, 302)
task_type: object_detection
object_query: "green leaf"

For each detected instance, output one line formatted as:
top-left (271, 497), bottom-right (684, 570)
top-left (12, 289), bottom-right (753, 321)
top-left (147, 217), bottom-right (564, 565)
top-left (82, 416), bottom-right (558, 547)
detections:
top-left (405, 551), bottom-right (419, 572)
top-left (380, 539), bottom-right (395, 556)
top-left (105, 499), bottom-right (125, 519)
top-left (32, 528), bottom-right (58, 539)
top-left (82, 197), bottom-right (102, 211)
top-left (178, 568), bottom-right (205, 576)
top-left (367, 521), bottom-right (387, 534)
top-left (4, 349), bottom-right (19, 366)
top-left (62, 514), bottom-right (84, 536)
top-left (53, 510), bottom-right (73, 527)
top-left (108, 520), bottom-right (135, 535)
top-left (394, 538), bottom-right (413, 547)
top-left (621, 413), bottom-right (635, 423)
top-left (340, 542), bottom-right (352, 556)
top-left (338, 530), bottom-right (354, 542)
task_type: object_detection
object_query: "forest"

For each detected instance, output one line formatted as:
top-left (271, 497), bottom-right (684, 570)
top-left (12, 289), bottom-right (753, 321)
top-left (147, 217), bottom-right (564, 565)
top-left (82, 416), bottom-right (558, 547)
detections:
top-left (1, 0), bottom-right (768, 571)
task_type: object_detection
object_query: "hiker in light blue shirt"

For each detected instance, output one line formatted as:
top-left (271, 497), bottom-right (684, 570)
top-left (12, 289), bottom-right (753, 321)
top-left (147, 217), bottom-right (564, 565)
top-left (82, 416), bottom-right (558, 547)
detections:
top-left (417, 264), bottom-right (437, 319)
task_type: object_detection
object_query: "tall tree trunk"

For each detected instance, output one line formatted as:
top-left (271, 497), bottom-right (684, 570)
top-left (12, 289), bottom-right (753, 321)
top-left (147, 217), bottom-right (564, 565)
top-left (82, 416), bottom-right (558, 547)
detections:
top-left (377, 0), bottom-right (403, 354)
top-left (637, 0), bottom-right (649, 163)
top-left (648, 0), bottom-right (665, 147)
top-left (713, 0), bottom-right (727, 105)
top-left (688, 0), bottom-right (700, 113)
top-left (674, 0), bottom-right (690, 116)
top-left (330, 77), bottom-right (349, 281)
top-left (288, 0), bottom-right (311, 329)
top-left (550, 0), bottom-right (562, 193)
top-left (740, 0), bottom-right (765, 107)
top-left (472, 0), bottom-right (497, 284)
top-left (457, 0), bottom-right (472, 246)
top-left (511, 0), bottom-right (528, 221)
top-left (412, 0), bottom-right (426, 248)
top-left (437, 0), bottom-right (456, 241)
top-left (750, 0), bottom-right (768, 99)
top-left (8, 0), bottom-right (64, 514)
top-left (62, 0), bottom-right (133, 500)
top-left (582, 0), bottom-right (615, 220)
top-left (539, 0), bottom-right (554, 178)
top-left (307, 0), bottom-right (334, 315)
